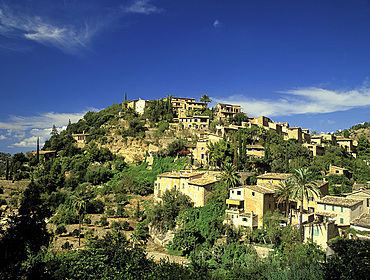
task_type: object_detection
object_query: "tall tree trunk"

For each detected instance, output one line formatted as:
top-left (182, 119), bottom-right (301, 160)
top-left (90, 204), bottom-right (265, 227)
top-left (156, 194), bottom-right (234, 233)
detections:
top-left (299, 198), bottom-right (303, 243)
top-left (78, 214), bottom-right (82, 247)
top-left (285, 198), bottom-right (289, 219)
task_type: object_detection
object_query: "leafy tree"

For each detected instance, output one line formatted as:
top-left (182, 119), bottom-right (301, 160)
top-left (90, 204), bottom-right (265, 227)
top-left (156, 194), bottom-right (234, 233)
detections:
top-left (228, 112), bottom-right (248, 126)
top-left (148, 189), bottom-right (193, 232)
top-left (199, 94), bottom-right (211, 105)
top-left (325, 238), bottom-right (370, 280)
top-left (71, 193), bottom-right (87, 247)
top-left (207, 139), bottom-right (233, 168)
top-left (291, 168), bottom-right (321, 242)
top-left (219, 162), bottom-right (241, 189)
top-left (0, 181), bottom-right (51, 279)
top-left (274, 178), bottom-right (294, 218)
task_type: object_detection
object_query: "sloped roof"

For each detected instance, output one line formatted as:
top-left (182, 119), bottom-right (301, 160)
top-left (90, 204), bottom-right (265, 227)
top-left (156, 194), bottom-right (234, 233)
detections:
top-left (351, 213), bottom-right (370, 228)
top-left (245, 185), bottom-right (276, 194)
top-left (318, 196), bottom-right (362, 207)
top-left (256, 173), bottom-right (293, 180)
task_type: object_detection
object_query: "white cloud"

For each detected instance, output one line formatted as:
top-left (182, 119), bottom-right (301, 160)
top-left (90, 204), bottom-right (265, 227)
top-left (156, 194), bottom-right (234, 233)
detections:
top-left (0, 5), bottom-right (96, 54)
top-left (213, 19), bottom-right (221, 28)
top-left (0, 111), bottom-right (89, 131)
top-left (11, 136), bottom-right (39, 148)
top-left (213, 84), bottom-right (370, 117)
top-left (0, 110), bottom-right (96, 149)
top-left (124, 0), bottom-right (162, 15)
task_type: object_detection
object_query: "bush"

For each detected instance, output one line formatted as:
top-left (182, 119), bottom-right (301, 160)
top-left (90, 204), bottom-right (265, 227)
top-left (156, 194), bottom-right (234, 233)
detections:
top-left (86, 199), bottom-right (105, 214)
top-left (84, 230), bottom-right (94, 240)
top-left (106, 208), bottom-right (116, 216)
top-left (55, 225), bottom-right (67, 235)
top-left (61, 241), bottom-right (73, 250)
top-left (116, 205), bottom-right (129, 218)
top-left (122, 221), bottom-right (131, 231)
top-left (100, 216), bottom-right (109, 227)
top-left (71, 229), bottom-right (80, 237)
top-left (83, 217), bottom-right (91, 224)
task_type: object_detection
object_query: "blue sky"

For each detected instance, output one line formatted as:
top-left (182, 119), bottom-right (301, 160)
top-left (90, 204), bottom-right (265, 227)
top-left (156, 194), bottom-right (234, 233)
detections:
top-left (0, 0), bottom-right (369, 154)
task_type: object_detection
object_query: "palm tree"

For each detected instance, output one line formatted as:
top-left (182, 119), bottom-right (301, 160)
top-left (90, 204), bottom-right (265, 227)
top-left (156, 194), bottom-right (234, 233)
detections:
top-left (274, 178), bottom-right (294, 220)
top-left (199, 94), bottom-right (211, 105)
top-left (71, 194), bottom-right (87, 247)
top-left (291, 168), bottom-right (321, 243)
top-left (219, 162), bottom-right (241, 189)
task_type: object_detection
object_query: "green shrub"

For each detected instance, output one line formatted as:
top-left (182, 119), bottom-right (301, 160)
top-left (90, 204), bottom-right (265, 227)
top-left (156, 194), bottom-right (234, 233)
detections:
top-left (61, 241), bottom-right (73, 250)
top-left (106, 208), bottom-right (116, 216)
top-left (55, 225), bottom-right (67, 235)
top-left (100, 216), bottom-right (109, 227)
top-left (116, 205), bottom-right (129, 218)
top-left (71, 229), bottom-right (80, 237)
top-left (83, 217), bottom-right (91, 224)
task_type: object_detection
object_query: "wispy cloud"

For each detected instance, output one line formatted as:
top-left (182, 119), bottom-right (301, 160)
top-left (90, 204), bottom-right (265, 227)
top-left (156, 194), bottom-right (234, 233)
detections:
top-left (0, 110), bottom-right (97, 149)
top-left (124, 0), bottom-right (162, 15)
top-left (213, 19), bottom-right (222, 28)
top-left (0, 5), bottom-right (97, 54)
top-left (213, 84), bottom-right (370, 117)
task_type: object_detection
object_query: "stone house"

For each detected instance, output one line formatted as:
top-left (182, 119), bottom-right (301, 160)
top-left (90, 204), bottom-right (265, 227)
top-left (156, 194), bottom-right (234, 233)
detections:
top-left (225, 184), bottom-right (280, 228)
top-left (72, 133), bottom-right (89, 148)
top-left (345, 189), bottom-right (370, 214)
top-left (154, 170), bottom-right (218, 207)
top-left (316, 196), bottom-right (363, 226)
top-left (350, 213), bottom-right (370, 232)
top-left (256, 173), bottom-right (293, 188)
top-left (169, 97), bottom-right (207, 118)
top-left (303, 219), bottom-right (339, 249)
top-left (214, 103), bottom-right (242, 121)
top-left (328, 164), bottom-right (351, 178)
top-left (127, 98), bottom-right (148, 115)
top-left (178, 115), bottom-right (209, 129)
top-left (246, 145), bottom-right (265, 158)
top-left (303, 143), bottom-right (325, 156)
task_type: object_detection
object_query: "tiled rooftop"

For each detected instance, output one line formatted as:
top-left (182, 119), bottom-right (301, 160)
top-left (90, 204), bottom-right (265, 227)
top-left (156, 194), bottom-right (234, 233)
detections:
top-left (256, 173), bottom-right (293, 180)
top-left (157, 171), bottom-right (204, 178)
top-left (350, 213), bottom-right (370, 228)
top-left (245, 185), bottom-right (276, 194)
top-left (189, 176), bottom-right (218, 186)
top-left (318, 196), bottom-right (363, 207)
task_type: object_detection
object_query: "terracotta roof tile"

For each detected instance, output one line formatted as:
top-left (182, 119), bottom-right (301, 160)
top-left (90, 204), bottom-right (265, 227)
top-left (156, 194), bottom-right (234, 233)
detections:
top-left (318, 196), bottom-right (362, 207)
top-left (351, 213), bottom-right (370, 228)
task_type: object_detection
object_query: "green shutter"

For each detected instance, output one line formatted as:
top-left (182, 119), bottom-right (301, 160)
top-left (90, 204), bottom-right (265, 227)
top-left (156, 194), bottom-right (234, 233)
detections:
top-left (340, 218), bottom-right (344, 224)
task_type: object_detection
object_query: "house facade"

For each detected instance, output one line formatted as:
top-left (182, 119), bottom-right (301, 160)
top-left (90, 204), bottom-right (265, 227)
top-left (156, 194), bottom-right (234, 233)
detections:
top-left (316, 196), bottom-right (363, 226)
top-left (214, 103), bottom-right (242, 121)
top-left (154, 170), bottom-right (218, 207)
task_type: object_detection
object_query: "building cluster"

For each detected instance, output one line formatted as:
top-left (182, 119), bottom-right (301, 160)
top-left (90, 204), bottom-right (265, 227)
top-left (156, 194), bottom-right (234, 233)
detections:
top-left (153, 169), bottom-right (370, 250)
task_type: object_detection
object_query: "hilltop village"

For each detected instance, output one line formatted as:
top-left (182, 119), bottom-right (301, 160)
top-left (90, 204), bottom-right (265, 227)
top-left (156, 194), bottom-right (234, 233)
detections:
top-left (1, 95), bottom-right (370, 279)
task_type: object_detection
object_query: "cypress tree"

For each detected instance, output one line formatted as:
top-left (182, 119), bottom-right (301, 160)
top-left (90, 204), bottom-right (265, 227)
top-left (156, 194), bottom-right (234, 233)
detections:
top-left (36, 137), bottom-right (39, 164)
top-left (5, 159), bottom-right (9, 180)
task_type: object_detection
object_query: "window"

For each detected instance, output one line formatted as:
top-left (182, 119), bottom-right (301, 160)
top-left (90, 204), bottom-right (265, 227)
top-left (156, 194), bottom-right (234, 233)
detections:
top-left (242, 218), bottom-right (248, 222)
top-left (332, 205), bottom-right (335, 211)
top-left (340, 207), bottom-right (343, 213)
top-left (340, 218), bottom-right (344, 224)
top-left (231, 215), bottom-right (234, 219)
top-left (313, 229), bottom-right (319, 236)
top-left (237, 191), bottom-right (241, 195)
top-left (367, 198), bottom-right (370, 208)
top-left (201, 154), bottom-right (205, 159)
top-left (174, 184), bottom-right (177, 190)
top-left (194, 194), bottom-right (197, 199)
top-left (201, 147), bottom-right (205, 150)
top-left (324, 204), bottom-right (326, 210)
top-left (252, 192), bottom-right (255, 196)
top-left (232, 190), bottom-right (234, 194)
top-left (158, 183), bottom-right (161, 189)
top-left (182, 183), bottom-right (185, 189)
